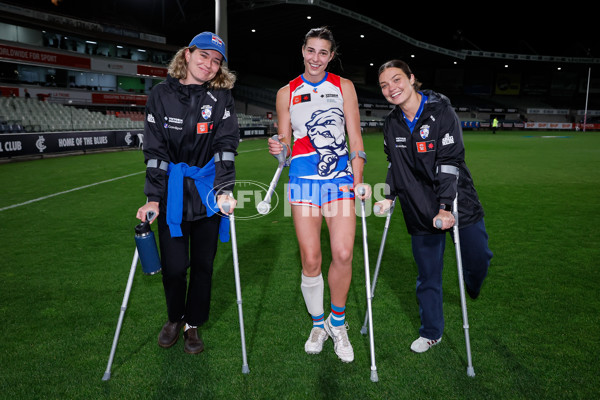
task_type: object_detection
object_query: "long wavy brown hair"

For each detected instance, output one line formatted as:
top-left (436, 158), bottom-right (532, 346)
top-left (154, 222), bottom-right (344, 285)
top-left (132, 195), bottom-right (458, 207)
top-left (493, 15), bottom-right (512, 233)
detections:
top-left (167, 46), bottom-right (236, 90)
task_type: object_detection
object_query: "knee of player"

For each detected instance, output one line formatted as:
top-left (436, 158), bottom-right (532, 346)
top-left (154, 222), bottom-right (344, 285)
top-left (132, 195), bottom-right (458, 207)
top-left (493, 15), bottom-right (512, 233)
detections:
top-left (301, 252), bottom-right (323, 273)
top-left (331, 246), bottom-right (353, 265)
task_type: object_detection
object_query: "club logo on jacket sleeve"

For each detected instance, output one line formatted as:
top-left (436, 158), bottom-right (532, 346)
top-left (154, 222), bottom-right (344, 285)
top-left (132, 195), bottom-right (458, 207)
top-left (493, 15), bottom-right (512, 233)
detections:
top-left (442, 133), bottom-right (455, 146)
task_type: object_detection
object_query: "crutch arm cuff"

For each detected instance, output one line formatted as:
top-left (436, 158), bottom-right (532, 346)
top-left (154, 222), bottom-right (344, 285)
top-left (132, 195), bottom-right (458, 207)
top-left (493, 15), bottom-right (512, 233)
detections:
top-left (349, 151), bottom-right (367, 164)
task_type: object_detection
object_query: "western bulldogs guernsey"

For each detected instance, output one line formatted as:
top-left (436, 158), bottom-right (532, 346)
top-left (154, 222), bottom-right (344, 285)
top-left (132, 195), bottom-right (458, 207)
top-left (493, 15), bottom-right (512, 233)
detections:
top-left (288, 73), bottom-right (352, 180)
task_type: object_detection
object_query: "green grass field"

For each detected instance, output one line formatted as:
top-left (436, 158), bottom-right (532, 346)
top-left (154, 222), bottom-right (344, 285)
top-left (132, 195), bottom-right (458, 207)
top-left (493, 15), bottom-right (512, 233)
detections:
top-left (1, 130), bottom-right (599, 399)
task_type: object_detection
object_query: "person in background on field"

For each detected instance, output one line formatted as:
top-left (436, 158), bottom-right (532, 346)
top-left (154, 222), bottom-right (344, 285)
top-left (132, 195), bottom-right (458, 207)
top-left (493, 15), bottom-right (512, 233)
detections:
top-left (136, 31), bottom-right (239, 355)
top-left (492, 117), bottom-right (499, 134)
top-left (268, 26), bottom-right (370, 363)
top-left (374, 59), bottom-right (492, 353)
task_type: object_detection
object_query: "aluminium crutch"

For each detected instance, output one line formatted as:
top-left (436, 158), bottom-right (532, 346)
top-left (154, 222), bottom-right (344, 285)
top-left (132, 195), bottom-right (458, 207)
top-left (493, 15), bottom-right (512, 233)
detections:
top-left (257, 135), bottom-right (288, 215)
top-left (103, 210), bottom-right (158, 381)
top-left (361, 199), bottom-right (396, 335)
top-left (435, 166), bottom-right (475, 377)
top-left (102, 246), bottom-right (139, 381)
top-left (357, 186), bottom-right (378, 382)
top-left (223, 197), bottom-right (250, 374)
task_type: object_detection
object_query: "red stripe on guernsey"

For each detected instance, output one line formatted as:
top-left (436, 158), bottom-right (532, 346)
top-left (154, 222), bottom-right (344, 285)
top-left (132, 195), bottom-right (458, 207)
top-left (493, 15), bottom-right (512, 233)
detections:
top-left (291, 136), bottom-right (315, 157)
top-left (289, 76), bottom-right (305, 104)
top-left (327, 73), bottom-right (342, 95)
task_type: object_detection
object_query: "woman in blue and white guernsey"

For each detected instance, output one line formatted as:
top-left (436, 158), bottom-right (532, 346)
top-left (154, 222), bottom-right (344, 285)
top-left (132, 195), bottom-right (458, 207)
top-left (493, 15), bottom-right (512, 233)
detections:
top-left (374, 60), bottom-right (493, 354)
top-left (136, 32), bottom-right (239, 355)
top-left (268, 27), bottom-right (370, 363)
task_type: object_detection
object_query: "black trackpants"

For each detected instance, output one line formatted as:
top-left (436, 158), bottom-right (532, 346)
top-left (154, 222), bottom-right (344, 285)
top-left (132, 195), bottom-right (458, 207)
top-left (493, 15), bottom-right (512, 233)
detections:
top-left (157, 212), bottom-right (221, 326)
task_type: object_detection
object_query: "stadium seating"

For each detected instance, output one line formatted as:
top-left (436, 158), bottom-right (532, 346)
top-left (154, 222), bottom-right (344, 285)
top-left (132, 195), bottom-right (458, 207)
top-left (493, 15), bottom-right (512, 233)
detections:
top-left (0, 96), bottom-right (144, 133)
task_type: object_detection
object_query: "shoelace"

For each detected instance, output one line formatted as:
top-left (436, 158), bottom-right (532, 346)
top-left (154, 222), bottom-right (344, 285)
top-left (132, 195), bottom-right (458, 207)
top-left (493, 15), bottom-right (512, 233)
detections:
top-left (331, 323), bottom-right (350, 346)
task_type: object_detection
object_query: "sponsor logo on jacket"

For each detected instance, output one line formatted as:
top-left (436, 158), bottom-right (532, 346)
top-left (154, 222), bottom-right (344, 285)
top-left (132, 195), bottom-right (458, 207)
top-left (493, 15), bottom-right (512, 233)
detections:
top-left (416, 140), bottom-right (435, 153)
top-left (442, 133), bottom-right (454, 146)
top-left (163, 116), bottom-right (183, 130)
top-left (197, 122), bottom-right (214, 134)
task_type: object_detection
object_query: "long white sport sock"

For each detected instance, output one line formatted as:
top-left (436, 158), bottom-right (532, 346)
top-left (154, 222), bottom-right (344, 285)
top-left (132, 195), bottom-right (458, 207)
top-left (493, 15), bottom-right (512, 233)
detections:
top-left (301, 273), bottom-right (324, 324)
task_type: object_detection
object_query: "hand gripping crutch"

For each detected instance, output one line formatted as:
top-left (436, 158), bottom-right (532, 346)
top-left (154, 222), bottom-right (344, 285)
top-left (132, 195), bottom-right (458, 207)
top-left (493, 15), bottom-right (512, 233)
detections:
top-left (357, 186), bottom-right (378, 382)
top-left (257, 135), bottom-right (288, 215)
top-left (223, 196), bottom-right (250, 374)
top-left (102, 210), bottom-right (156, 381)
top-left (361, 199), bottom-right (396, 336)
top-left (435, 165), bottom-right (475, 377)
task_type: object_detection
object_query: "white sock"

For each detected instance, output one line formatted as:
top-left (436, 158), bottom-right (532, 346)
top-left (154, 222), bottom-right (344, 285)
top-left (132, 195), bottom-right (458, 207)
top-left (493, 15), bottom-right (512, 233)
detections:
top-left (301, 273), bottom-right (324, 317)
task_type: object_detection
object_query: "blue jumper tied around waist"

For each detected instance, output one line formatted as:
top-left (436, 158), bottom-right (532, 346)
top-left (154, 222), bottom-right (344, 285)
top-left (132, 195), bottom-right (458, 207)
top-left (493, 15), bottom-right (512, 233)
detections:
top-left (166, 158), bottom-right (230, 242)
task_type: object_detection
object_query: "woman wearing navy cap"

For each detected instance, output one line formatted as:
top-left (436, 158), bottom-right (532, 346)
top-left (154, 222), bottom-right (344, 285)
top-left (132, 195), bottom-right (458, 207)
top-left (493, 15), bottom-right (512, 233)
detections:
top-left (136, 31), bottom-right (239, 354)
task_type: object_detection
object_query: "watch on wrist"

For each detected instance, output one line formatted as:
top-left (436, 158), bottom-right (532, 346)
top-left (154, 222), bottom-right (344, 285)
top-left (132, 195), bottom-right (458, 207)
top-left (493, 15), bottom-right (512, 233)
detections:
top-left (439, 203), bottom-right (452, 212)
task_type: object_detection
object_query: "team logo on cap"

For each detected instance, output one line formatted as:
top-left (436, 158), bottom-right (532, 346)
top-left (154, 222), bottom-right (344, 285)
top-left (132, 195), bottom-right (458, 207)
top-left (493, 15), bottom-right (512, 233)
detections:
top-left (212, 35), bottom-right (223, 46)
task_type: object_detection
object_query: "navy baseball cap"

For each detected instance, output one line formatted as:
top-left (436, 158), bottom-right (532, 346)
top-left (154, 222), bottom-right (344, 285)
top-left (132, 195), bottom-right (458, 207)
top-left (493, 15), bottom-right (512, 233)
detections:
top-left (188, 32), bottom-right (227, 62)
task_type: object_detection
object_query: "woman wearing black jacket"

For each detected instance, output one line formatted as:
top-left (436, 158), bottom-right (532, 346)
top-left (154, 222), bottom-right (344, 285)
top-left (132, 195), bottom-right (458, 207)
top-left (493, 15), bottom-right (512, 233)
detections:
top-left (136, 32), bottom-right (239, 354)
top-left (374, 60), bottom-right (492, 354)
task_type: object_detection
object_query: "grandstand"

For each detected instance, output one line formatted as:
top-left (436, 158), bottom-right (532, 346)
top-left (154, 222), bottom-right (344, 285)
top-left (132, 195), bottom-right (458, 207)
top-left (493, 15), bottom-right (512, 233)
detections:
top-left (0, 96), bottom-right (143, 133)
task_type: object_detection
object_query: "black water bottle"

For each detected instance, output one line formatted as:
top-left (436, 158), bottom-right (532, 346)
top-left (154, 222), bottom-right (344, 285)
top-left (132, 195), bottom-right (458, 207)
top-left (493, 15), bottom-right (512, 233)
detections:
top-left (134, 211), bottom-right (162, 275)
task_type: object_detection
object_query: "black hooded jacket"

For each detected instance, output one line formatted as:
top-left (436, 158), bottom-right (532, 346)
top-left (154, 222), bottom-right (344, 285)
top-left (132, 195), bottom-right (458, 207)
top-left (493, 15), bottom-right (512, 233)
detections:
top-left (383, 90), bottom-right (485, 235)
top-left (142, 75), bottom-right (239, 221)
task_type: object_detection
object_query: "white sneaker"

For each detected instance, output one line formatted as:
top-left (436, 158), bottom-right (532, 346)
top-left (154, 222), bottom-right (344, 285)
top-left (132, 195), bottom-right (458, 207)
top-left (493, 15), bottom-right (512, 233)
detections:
top-left (305, 327), bottom-right (328, 354)
top-left (323, 315), bottom-right (354, 362)
top-left (410, 336), bottom-right (442, 353)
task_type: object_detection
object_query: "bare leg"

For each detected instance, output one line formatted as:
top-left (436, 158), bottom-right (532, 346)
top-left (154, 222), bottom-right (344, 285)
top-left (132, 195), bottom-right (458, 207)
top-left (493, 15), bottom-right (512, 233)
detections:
top-left (292, 204), bottom-right (323, 277)
top-left (323, 199), bottom-right (356, 307)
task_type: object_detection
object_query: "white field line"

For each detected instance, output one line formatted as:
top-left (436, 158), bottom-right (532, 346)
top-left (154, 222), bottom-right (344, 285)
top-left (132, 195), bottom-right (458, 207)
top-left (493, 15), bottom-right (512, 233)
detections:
top-left (0, 147), bottom-right (266, 212)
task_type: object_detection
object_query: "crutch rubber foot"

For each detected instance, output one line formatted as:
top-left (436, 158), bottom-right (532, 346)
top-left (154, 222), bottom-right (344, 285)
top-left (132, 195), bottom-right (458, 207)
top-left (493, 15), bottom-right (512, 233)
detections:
top-left (370, 369), bottom-right (379, 382)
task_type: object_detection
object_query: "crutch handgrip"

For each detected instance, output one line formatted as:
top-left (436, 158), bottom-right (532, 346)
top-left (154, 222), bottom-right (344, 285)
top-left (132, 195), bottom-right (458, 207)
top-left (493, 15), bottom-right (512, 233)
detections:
top-left (223, 202), bottom-right (230, 214)
top-left (270, 135), bottom-right (288, 165)
top-left (435, 219), bottom-right (443, 229)
top-left (146, 210), bottom-right (156, 223)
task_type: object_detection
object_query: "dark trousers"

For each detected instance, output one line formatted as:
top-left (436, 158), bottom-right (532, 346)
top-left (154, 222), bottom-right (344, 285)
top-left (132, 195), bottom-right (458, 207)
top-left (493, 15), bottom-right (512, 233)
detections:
top-left (411, 218), bottom-right (492, 340)
top-left (157, 213), bottom-right (221, 326)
